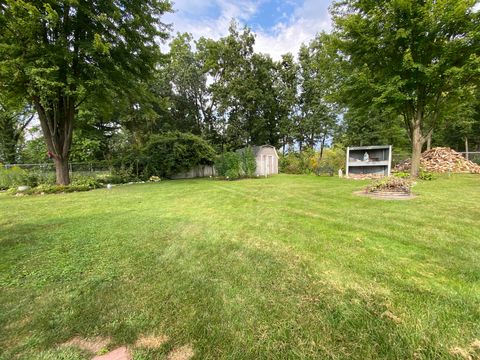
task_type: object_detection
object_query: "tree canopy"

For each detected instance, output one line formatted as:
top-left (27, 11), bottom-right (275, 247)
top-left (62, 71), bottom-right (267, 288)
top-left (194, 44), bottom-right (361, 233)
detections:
top-left (0, 0), bottom-right (172, 183)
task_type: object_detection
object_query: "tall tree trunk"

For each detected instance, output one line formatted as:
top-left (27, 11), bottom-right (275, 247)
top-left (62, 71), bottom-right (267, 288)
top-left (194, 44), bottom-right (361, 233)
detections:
top-left (54, 157), bottom-right (70, 185)
top-left (319, 136), bottom-right (326, 160)
top-left (410, 120), bottom-right (424, 177)
top-left (33, 96), bottom-right (74, 185)
top-left (426, 132), bottom-right (432, 151)
top-left (465, 137), bottom-right (469, 160)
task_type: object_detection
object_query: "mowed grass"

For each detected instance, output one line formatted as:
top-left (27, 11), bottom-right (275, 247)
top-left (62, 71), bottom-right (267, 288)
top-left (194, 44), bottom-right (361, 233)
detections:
top-left (0, 174), bottom-right (479, 359)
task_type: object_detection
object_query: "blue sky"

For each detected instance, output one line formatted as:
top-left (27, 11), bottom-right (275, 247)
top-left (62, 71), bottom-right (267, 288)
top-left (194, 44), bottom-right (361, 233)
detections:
top-left (163, 0), bottom-right (334, 59)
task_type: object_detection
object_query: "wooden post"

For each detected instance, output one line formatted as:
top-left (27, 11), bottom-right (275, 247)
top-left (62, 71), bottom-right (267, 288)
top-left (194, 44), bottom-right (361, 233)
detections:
top-left (465, 137), bottom-right (469, 160)
top-left (387, 145), bottom-right (392, 176)
top-left (345, 147), bottom-right (350, 177)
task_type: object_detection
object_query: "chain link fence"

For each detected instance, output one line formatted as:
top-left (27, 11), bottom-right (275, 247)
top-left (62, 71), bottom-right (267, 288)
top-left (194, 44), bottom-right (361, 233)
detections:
top-left (2, 162), bottom-right (113, 177)
top-left (460, 152), bottom-right (480, 165)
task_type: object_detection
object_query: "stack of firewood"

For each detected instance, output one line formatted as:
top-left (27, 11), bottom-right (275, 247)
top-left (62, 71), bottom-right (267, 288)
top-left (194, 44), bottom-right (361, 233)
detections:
top-left (395, 147), bottom-right (480, 174)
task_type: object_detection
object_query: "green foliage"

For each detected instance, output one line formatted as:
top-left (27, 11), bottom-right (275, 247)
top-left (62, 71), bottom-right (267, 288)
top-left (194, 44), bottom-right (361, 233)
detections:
top-left (314, 148), bottom-right (346, 175)
top-left (418, 170), bottom-right (435, 181)
top-left (215, 152), bottom-right (242, 179)
top-left (241, 147), bottom-right (257, 177)
top-left (0, 0), bottom-right (172, 184)
top-left (0, 165), bottom-right (34, 189)
top-left (331, 0), bottom-right (480, 175)
top-left (70, 134), bottom-right (102, 162)
top-left (393, 171), bottom-right (411, 179)
top-left (142, 132), bottom-right (216, 178)
top-left (279, 148), bottom-right (316, 174)
top-left (366, 177), bottom-right (413, 194)
top-left (394, 170), bottom-right (435, 181)
top-left (12, 175), bottom-right (102, 195)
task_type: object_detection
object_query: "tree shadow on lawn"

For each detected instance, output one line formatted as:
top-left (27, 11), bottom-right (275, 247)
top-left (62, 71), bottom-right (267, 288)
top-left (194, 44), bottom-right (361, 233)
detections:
top-left (1, 216), bottom-right (459, 359)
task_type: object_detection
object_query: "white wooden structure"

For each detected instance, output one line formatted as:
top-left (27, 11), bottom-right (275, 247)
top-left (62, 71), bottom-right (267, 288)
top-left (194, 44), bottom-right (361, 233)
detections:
top-left (237, 145), bottom-right (279, 176)
top-left (346, 145), bottom-right (392, 178)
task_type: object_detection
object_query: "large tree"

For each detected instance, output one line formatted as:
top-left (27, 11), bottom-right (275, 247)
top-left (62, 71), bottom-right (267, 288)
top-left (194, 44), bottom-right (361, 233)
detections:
top-left (0, 0), bottom-right (171, 184)
top-left (198, 23), bottom-right (280, 150)
top-left (332, 0), bottom-right (480, 176)
top-left (0, 93), bottom-right (34, 163)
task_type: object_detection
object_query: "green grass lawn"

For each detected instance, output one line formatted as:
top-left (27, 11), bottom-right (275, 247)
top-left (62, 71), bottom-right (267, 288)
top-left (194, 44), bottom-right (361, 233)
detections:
top-left (1, 174), bottom-right (479, 359)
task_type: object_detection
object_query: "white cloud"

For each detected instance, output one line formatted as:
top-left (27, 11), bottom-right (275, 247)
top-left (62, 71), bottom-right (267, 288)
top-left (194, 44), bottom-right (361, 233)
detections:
top-left (163, 0), bottom-right (333, 60)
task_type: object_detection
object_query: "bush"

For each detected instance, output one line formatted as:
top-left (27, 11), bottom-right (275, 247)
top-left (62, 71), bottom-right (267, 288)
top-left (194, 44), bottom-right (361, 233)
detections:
top-left (0, 165), bottom-right (35, 189)
top-left (313, 148), bottom-right (345, 176)
top-left (393, 171), bottom-right (410, 179)
top-left (70, 175), bottom-right (102, 189)
top-left (142, 132), bottom-right (216, 178)
top-left (280, 148), bottom-right (345, 175)
top-left (418, 170), bottom-right (435, 181)
top-left (279, 149), bottom-right (315, 174)
top-left (241, 147), bottom-right (257, 177)
top-left (393, 170), bottom-right (435, 180)
top-left (215, 152), bottom-right (242, 179)
top-left (366, 176), bottom-right (413, 194)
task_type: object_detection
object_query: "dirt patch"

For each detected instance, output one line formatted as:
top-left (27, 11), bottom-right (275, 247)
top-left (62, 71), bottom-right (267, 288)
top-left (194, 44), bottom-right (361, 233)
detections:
top-left (381, 310), bottom-right (401, 324)
top-left (62, 336), bottom-right (111, 354)
top-left (92, 346), bottom-right (131, 360)
top-left (134, 334), bottom-right (169, 349)
top-left (353, 190), bottom-right (416, 200)
top-left (449, 346), bottom-right (472, 360)
top-left (470, 340), bottom-right (480, 350)
top-left (167, 345), bottom-right (194, 360)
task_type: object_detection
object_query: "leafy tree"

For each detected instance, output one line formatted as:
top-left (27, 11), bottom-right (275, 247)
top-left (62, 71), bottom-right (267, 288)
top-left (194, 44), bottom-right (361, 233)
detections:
top-left (142, 132), bottom-right (216, 178)
top-left (331, 0), bottom-right (480, 176)
top-left (0, 0), bottom-right (171, 184)
top-left (166, 33), bottom-right (212, 137)
top-left (0, 93), bottom-right (35, 163)
top-left (199, 22), bottom-right (280, 150)
top-left (275, 53), bottom-right (299, 154)
top-left (298, 43), bottom-right (337, 156)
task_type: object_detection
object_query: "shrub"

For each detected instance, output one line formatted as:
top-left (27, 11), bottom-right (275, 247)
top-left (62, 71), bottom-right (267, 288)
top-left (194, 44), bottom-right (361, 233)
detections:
top-left (279, 149), bottom-right (315, 174)
top-left (313, 148), bottom-right (346, 176)
top-left (280, 148), bottom-right (344, 175)
top-left (241, 147), bottom-right (257, 177)
top-left (215, 152), bottom-right (242, 179)
top-left (366, 176), bottom-right (413, 194)
top-left (142, 132), bottom-right (216, 178)
top-left (70, 175), bottom-right (102, 189)
top-left (0, 165), bottom-right (34, 189)
top-left (393, 170), bottom-right (435, 180)
top-left (418, 170), bottom-right (435, 181)
top-left (393, 171), bottom-right (410, 179)
top-left (96, 173), bottom-right (125, 184)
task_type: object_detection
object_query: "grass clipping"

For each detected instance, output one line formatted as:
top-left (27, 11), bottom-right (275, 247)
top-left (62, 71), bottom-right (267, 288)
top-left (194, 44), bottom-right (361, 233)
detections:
top-left (366, 176), bottom-right (413, 194)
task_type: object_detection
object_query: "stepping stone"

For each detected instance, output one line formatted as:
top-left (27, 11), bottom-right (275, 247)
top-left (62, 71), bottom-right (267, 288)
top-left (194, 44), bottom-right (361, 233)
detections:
top-left (62, 336), bottom-right (110, 354)
top-left (92, 346), bottom-right (131, 360)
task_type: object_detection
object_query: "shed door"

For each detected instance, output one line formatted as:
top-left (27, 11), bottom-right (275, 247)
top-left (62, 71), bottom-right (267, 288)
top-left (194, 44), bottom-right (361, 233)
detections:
top-left (268, 155), bottom-right (273, 175)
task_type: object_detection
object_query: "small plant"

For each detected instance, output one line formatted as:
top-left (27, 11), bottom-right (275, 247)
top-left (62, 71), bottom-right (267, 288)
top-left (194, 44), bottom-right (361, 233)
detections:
top-left (418, 170), bottom-right (435, 181)
top-left (366, 176), bottom-right (413, 194)
top-left (393, 171), bottom-right (410, 179)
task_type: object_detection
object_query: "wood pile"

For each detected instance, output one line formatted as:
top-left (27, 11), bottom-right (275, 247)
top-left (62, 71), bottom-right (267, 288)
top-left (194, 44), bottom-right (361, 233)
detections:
top-left (395, 147), bottom-right (480, 174)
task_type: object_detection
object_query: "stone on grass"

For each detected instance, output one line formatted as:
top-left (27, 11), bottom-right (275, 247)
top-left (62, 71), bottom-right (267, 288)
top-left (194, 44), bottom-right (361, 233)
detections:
top-left (92, 346), bottom-right (131, 360)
